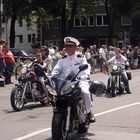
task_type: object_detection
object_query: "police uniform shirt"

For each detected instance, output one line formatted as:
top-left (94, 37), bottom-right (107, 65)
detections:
top-left (51, 53), bottom-right (91, 79)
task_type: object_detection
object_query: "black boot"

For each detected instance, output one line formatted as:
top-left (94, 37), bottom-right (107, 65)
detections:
top-left (125, 87), bottom-right (131, 94)
top-left (87, 112), bottom-right (96, 123)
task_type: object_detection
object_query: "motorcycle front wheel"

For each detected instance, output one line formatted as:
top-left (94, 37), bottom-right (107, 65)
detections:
top-left (10, 86), bottom-right (25, 111)
top-left (111, 76), bottom-right (117, 97)
top-left (52, 112), bottom-right (68, 140)
top-left (78, 122), bottom-right (90, 133)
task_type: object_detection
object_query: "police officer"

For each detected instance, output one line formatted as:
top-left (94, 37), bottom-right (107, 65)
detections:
top-left (51, 36), bottom-right (95, 123)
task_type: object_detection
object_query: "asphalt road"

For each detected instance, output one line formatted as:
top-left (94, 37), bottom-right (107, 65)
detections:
top-left (0, 70), bottom-right (140, 140)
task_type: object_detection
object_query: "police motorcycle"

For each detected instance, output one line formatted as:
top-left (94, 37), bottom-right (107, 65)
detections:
top-left (46, 64), bottom-right (92, 140)
top-left (106, 62), bottom-right (127, 97)
top-left (10, 62), bottom-right (49, 111)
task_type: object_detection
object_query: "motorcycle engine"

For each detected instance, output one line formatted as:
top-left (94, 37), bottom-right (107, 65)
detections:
top-left (32, 89), bottom-right (41, 96)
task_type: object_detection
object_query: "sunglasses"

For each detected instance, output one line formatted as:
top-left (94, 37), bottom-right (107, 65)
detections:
top-left (65, 45), bottom-right (75, 47)
top-left (41, 50), bottom-right (46, 51)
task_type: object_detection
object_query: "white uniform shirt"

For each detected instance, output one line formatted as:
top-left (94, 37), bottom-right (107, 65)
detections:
top-left (107, 54), bottom-right (127, 69)
top-left (51, 53), bottom-right (91, 79)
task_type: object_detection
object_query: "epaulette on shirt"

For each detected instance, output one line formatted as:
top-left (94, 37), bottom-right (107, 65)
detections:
top-left (62, 55), bottom-right (67, 59)
top-left (76, 54), bottom-right (83, 58)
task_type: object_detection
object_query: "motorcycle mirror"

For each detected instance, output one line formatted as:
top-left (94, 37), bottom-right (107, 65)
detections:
top-left (79, 64), bottom-right (88, 72)
top-left (70, 64), bottom-right (88, 82)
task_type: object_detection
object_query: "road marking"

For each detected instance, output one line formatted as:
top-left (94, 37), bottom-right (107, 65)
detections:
top-left (94, 101), bottom-right (140, 116)
top-left (13, 128), bottom-right (51, 140)
top-left (13, 101), bottom-right (140, 140)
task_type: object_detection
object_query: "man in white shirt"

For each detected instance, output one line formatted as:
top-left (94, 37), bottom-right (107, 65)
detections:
top-left (51, 36), bottom-right (96, 123)
top-left (106, 48), bottom-right (131, 94)
top-left (99, 45), bottom-right (107, 72)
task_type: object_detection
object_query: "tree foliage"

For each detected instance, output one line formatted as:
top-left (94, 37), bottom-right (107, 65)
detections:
top-left (104, 0), bottom-right (140, 45)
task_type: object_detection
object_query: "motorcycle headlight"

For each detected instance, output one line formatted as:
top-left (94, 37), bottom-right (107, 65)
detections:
top-left (46, 85), bottom-right (57, 96)
top-left (61, 85), bottom-right (75, 95)
top-left (113, 65), bottom-right (118, 71)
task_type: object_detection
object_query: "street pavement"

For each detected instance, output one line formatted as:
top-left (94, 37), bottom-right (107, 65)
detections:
top-left (0, 69), bottom-right (140, 140)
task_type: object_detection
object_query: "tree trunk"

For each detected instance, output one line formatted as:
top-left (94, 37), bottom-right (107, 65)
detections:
top-left (9, 14), bottom-right (16, 48)
top-left (60, 1), bottom-right (66, 50)
top-left (67, 0), bottom-right (78, 34)
top-left (105, 0), bottom-right (114, 46)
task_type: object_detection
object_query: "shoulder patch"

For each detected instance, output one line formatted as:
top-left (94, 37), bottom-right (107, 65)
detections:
top-left (77, 54), bottom-right (83, 58)
top-left (62, 55), bottom-right (67, 59)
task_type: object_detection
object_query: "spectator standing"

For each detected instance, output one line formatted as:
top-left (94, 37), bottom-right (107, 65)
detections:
top-left (51, 45), bottom-right (62, 66)
top-left (85, 47), bottom-right (92, 65)
top-left (0, 45), bottom-right (5, 78)
top-left (106, 46), bottom-right (115, 60)
top-left (99, 45), bottom-right (107, 72)
top-left (2, 44), bottom-right (15, 84)
top-left (48, 43), bottom-right (55, 56)
top-left (126, 45), bottom-right (134, 69)
top-left (133, 46), bottom-right (139, 69)
top-left (90, 45), bottom-right (98, 73)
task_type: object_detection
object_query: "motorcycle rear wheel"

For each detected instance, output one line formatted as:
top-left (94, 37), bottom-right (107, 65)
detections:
top-left (52, 113), bottom-right (68, 140)
top-left (10, 86), bottom-right (25, 111)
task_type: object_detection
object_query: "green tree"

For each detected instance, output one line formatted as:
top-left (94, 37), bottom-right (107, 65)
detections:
top-left (4, 0), bottom-right (97, 48)
top-left (39, 0), bottom-right (97, 47)
top-left (4, 0), bottom-right (33, 48)
top-left (104, 0), bottom-right (140, 45)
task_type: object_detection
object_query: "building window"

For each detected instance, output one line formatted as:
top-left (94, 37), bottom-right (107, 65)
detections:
top-left (37, 34), bottom-right (41, 42)
top-left (55, 19), bottom-right (61, 29)
top-left (96, 16), bottom-right (102, 25)
top-left (28, 34), bottom-right (31, 43)
top-left (74, 17), bottom-right (87, 27)
top-left (46, 23), bottom-right (50, 29)
top-left (96, 15), bottom-right (108, 26)
top-left (103, 16), bottom-right (108, 25)
top-left (88, 16), bottom-right (94, 26)
top-left (74, 17), bottom-right (80, 26)
top-left (81, 17), bottom-right (87, 26)
top-left (18, 19), bottom-right (23, 27)
top-left (121, 17), bottom-right (132, 26)
top-left (32, 34), bottom-right (35, 43)
top-left (17, 35), bottom-right (23, 43)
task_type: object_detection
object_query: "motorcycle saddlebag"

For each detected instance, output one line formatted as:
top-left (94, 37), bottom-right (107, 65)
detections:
top-left (89, 80), bottom-right (106, 96)
top-left (127, 72), bottom-right (132, 80)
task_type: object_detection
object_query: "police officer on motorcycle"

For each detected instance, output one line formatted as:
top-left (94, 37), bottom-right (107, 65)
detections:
top-left (106, 47), bottom-right (131, 94)
top-left (51, 36), bottom-right (96, 123)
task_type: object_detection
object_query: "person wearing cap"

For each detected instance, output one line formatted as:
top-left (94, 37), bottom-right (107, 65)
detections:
top-left (51, 36), bottom-right (96, 123)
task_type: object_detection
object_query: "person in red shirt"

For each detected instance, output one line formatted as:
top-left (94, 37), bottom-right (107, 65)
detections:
top-left (0, 45), bottom-right (5, 78)
top-left (2, 44), bottom-right (15, 84)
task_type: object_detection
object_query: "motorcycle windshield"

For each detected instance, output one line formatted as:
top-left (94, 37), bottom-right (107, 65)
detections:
top-left (50, 73), bottom-right (77, 96)
top-left (50, 77), bottom-right (66, 95)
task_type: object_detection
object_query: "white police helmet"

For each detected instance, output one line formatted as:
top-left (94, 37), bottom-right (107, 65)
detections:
top-left (64, 36), bottom-right (80, 46)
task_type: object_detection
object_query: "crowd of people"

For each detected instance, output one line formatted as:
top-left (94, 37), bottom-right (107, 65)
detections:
top-left (85, 44), bottom-right (140, 73)
top-left (0, 38), bottom-right (140, 86)
top-left (0, 37), bottom-right (138, 127)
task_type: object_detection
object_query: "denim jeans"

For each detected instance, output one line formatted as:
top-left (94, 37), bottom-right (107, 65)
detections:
top-left (4, 63), bottom-right (14, 84)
